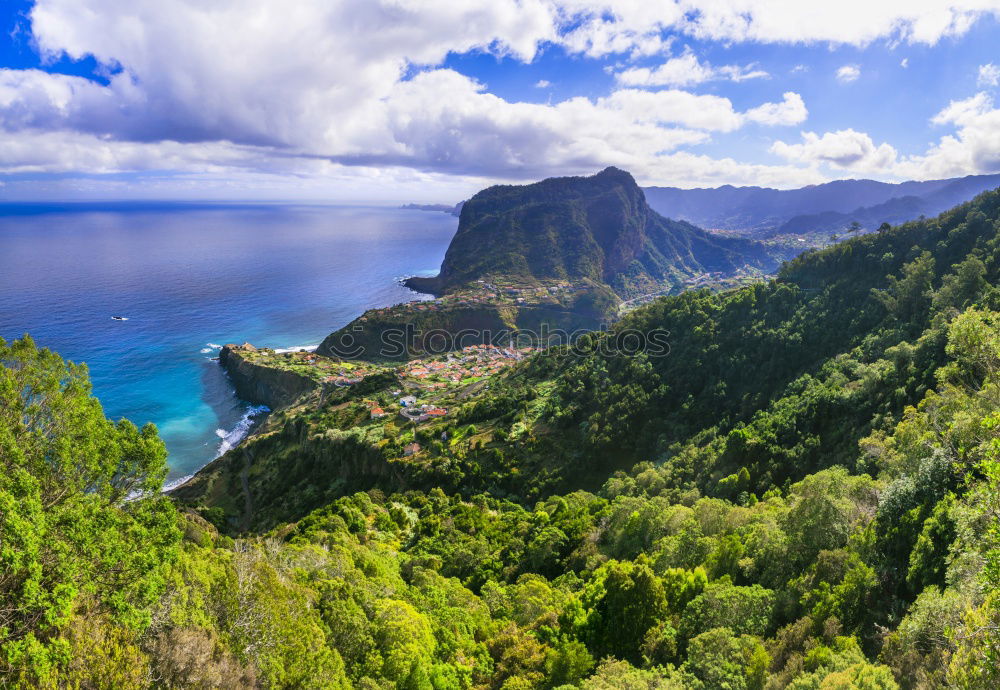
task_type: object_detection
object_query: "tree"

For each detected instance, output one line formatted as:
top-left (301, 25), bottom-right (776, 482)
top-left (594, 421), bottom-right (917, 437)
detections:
top-left (683, 627), bottom-right (768, 690)
top-left (583, 561), bottom-right (668, 663)
top-left (0, 336), bottom-right (180, 684)
top-left (872, 251), bottom-right (935, 325)
top-left (680, 584), bottom-right (776, 641)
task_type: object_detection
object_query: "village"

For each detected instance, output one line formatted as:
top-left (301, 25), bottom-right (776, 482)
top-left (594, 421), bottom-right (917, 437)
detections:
top-left (239, 341), bottom-right (536, 428)
top-left (355, 278), bottom-right (590, 320)
top-left (400, 342), bottom-right (533, 387)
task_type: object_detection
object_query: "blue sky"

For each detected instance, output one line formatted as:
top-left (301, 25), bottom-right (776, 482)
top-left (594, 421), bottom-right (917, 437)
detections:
top-left (1, 1), bottom-right (1000, 201)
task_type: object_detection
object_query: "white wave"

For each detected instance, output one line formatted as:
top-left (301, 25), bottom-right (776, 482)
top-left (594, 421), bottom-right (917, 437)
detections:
top-left (214, 404), bottom-right (270, 457)
top-left (273, 344), bottom-right (318, 354)
top-left (162, 473), bottom-right (195, 493)
top-left (160, 404), bottom-right (269, 494)
top-left (200, 342), bottom-right (224, 354)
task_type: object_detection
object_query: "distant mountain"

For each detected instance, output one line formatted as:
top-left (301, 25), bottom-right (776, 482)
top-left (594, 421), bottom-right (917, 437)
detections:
top-left (643, 173), bottom-right (1000, 237)
top-left (400, 201), bottom-right (464, 216)
top-left (406, 167), bottom-right (787, 298)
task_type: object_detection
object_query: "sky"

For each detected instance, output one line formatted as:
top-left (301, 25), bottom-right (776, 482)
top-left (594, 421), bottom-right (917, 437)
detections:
top-left (1, 1), bottom-right (1000, 202)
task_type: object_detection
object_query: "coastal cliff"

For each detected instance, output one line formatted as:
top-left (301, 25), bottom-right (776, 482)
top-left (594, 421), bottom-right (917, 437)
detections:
top-left (219, 343), bottom-right (320, 409)
top-left (405, 166), bottom-right (786, 298)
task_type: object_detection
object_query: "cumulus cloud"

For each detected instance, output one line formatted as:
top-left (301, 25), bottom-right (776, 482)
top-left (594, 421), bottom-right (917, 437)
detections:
top-left (2, 0), bottom-right (1000, 193)
top-left (978, 63), bottom-right (1000, 87)
top-left (902, 92), bottom-right (1000, 177)
top-left (931, 91), bottom-right (994, 126)
top-left (0, 0), bottom-right (824, 189)
top-left (556, 1), bottom-right (1000, 53)
top-left (836, 64), bottom-right (861, 83)
top-left (615, 49), bottom-right (768, 87)
top-left (535, 79), bottom-right (552, 88)
top-left (744, 92), bottom-right (808, 126)
top-left (771, 92), bottom-right (1000, 181)
top-left (771, 129), bottom-right (898, 172)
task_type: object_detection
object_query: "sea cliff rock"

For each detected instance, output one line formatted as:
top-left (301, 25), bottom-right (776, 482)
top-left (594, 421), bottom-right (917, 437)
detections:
top-left (219, 343), bottom-right (319, 409)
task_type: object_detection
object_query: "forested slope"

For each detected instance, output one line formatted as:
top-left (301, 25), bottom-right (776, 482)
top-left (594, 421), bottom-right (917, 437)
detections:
top-left (5, 187), bottom-right (1000, 687)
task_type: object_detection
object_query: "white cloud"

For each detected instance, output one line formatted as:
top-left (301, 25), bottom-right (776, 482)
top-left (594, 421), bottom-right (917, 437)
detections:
top-left (744, 92), bottom-right (808, 126)
top-left (978, 63), bottom-right (1000, 87)
top-left (2, 0), bottom-right (1000, 196)
top-left (599, 88), bottom-right (804, 132)
top-left (535, 79), bottom-right (552, 88)
top-left (615, 49), bottom-right (769, 87)
top-left (931, 91), bottom-right (993, 126)
top-left (771, 129), bottom-right (898, 172)
top-left (771, 92), bottom-right (1000, 181)
top-left (901, 58), bottom-right (909, 68)
top-left (899, 92), bottom-right (1000, 178)
top-left (555, 1), bottom-right (1000, 54)
top-left (0, 0), bottom-right (823, 191)
top-left (836, 64), bottom-right (861, 83)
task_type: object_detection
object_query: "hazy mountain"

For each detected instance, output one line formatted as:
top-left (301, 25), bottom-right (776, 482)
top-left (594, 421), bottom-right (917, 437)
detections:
top-left (643, 173), bottom-right (1000, 236)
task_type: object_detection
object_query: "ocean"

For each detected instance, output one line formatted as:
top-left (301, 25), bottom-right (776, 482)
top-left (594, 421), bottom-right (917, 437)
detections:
top-left (0, 202), bottom-right (456, 484)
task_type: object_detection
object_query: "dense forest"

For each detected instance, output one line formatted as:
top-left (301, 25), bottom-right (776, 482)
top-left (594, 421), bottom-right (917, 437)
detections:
top-left (5, 187), bottom-right (1000, 687)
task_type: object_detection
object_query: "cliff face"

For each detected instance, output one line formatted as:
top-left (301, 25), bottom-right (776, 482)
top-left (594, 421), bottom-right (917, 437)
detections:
top-left (219, 344), bottom-right (320, 409)
top-left (407, 167), bottom-right (783, 298)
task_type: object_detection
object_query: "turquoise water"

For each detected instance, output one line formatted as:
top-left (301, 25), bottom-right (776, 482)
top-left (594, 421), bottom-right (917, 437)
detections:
top-left (0, 203), bottom-right (455, 483)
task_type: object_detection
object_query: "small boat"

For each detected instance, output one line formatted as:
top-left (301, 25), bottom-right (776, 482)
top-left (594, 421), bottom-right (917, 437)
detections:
top-left (111, 316), bottom-right (129, 321)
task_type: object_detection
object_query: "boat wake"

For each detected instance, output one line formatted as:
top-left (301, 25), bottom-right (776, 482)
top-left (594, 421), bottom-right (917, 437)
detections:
top-left (214, 404), bottom-right (270, 456)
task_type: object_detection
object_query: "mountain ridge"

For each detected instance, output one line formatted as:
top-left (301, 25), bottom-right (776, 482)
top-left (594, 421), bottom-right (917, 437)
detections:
top-left (643, 172), bottom-right (1000, 235)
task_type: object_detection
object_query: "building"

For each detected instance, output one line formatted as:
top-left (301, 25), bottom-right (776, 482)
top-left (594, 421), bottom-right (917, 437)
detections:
top-left (403, 442), bottom-right (421, 456)
top-left (370, 407), bottom-right (386, 419)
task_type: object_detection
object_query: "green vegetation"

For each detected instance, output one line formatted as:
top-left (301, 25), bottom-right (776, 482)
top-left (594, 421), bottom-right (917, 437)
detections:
top-left (6, 187), bottom-right (1000, 686)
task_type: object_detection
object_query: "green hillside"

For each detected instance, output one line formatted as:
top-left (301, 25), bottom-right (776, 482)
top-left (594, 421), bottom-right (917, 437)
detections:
top-left (6, 187), bottom-right (1000, 687)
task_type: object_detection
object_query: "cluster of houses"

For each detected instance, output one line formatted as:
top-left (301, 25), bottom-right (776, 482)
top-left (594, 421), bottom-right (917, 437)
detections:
top-left (253, 348), bottom-right (383, 387)
top-left (401, 344), bottom-right (532, 385)
top-left (324, 374), bottom-right (364, 387)
top-left (364, 394), bottom-right (447, 424)
top-left (399, 404), bottom-right (448, 423)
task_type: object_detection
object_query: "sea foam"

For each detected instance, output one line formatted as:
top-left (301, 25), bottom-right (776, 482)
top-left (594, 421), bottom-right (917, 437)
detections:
top-left (273, 344), bottom-right (319, 354)
top-left (162, 473), bottom-right (194, 493)
top-left (215, 404), bottom-right (270, 456)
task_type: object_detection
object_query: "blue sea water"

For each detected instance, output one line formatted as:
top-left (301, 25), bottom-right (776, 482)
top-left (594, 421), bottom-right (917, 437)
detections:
top-left (0, 202), bottom-right (456, 483)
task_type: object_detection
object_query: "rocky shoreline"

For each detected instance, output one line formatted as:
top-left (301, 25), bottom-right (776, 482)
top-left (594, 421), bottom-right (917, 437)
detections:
top-left (218, 343), bottom-right (321, 410)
